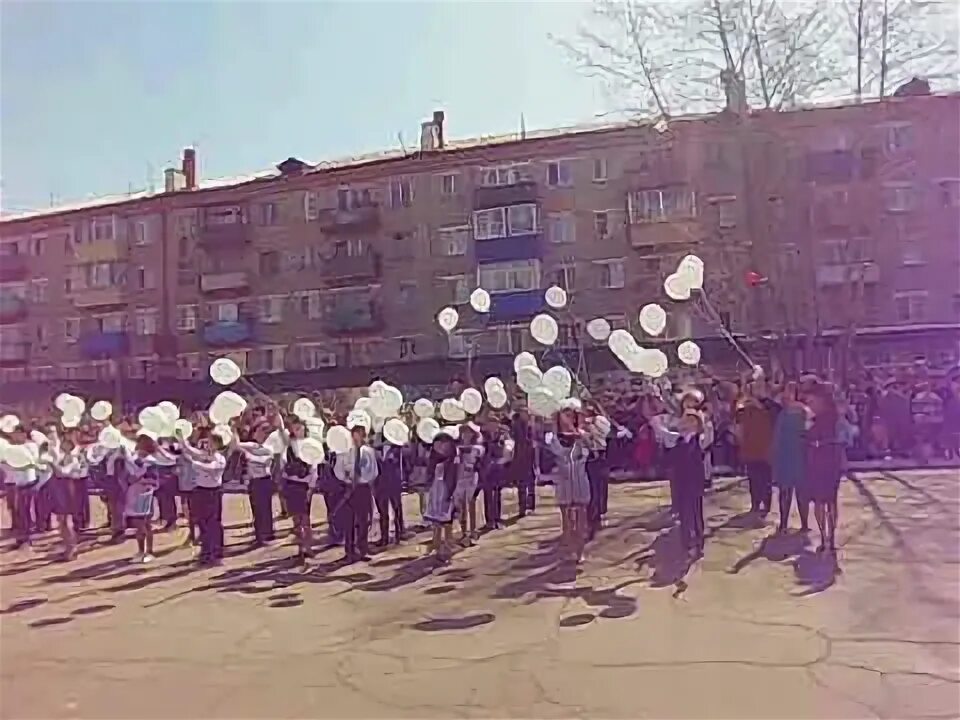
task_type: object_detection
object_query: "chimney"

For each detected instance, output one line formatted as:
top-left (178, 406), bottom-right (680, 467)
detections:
top-left (432, 110), bottom-right (445, 149)
top-left (164, 168), bottom-right (186, 193)
top-left (182, 147), bottom-right (197, 190)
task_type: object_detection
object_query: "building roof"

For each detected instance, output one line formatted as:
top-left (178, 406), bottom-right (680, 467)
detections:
top-left (2, 91), bottom-right (956, 227)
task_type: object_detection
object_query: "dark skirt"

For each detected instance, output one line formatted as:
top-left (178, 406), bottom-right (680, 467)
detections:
top-left (282, 480), bottom-right (312, 516)
top-left (49, 476), bottom-right (80, 517)
top-left (806, 443), bottom-right (842, 503)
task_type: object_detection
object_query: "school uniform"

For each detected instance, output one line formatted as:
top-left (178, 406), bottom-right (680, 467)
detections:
top-left (423, 454), bottom-right (458, 526)
top-left (88, 445), bottom-right (125, 536)
top-left (481, 433), bottom-right (511, 529)
top-left (185, 451), bottom-right (227, 563)
top-left (51, 446), bottom-right (89, 523)
top-left (660, 428), bottom-right (709, 554)
top-left (122, 453), bottom-right (161, 520)
top-left (333, 445), bottom-right (377, 560)
top-left (5, 455), bottom-right (39, 545)
top-left (375, 445), bottom-right (407, 544)
top-left (585, 422), bottom-right (610, 535)
top-left (546, 434), bottom-right (591, 508)
top-left (453, 444), bottom-right (484, 510)
top-left (238, 443), bottom-right (276, 544)
top-left (154, 442), bottom-right (181, 529)
top-left (280, 445), bottom-right (316, 517)
top-left (509, 419), bottom-right (536, 516)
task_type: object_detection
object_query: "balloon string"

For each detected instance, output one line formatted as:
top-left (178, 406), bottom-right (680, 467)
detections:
top-left (696, 292), bottom-right (756, 368)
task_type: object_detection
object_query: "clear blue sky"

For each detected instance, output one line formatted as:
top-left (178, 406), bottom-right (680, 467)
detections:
top-left (1, 1), bottom-right (604, 214)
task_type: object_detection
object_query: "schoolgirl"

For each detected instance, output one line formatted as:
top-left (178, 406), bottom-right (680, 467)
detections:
top-left (453, 423), bottom-right (484, 547)
top-left (423, 429), bottom-right (459, 563)
top-left (545, 407), bottom-right (591, 563)
top-left (176, 427), bottom-right (227, 566)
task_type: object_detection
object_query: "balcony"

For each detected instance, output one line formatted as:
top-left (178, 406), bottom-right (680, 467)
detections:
top-left (0, 341), bottom-right (29, 366)
top-left (200, 271), bottom-right (249, 293)
top-left (320, 251), bottom-right (381, 286)
top-left (489, 289), bottom-right (545, 322)
top-left (805, 151), bottom-right (856, 184)
top-left (73, 239), bottom-right (126, 263)
top-left (322, 297), bottom-right (384, 335)
top-left (816, 262), bottom-right (881, 286)
top-left (474, 181), bottom-right (538, 210)
top-left (200, 206), bottom-right (251, 247)
top-left (80, 331), bottom-right (129, 360)
top-left (317, 206), bottom-right (381, 235)
top-left (203, 320), bottom-right (253, 347)
top-left (0, 255), bottom-right (29, 283)
top-left (0, 294), bottom-right (27, 325)
top-left (476, 233), bottom-right (542, 264)
top-left (71, 287), bottom-right (126, 309)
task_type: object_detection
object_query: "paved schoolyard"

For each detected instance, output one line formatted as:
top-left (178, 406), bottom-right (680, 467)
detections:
top-left (1, 470), bottom-right (958, 719)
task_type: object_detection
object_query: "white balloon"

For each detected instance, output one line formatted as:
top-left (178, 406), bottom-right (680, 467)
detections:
top-left (207, 403), bottom-right (234, 427)
top-left (4, 443), bottom-right (36, 469)
top-left (560, 397), bottom-right (583, 412)
top-left (155, 401), bottom-right (179, 423)
top-left (90, 401), bottom-right (113, 422)
top-left (212, 424), bottom-right (233, 447)
top-left (263, 429), bottom-right (286, 455)
top-left (677, 254), bottom-right (705, 290)
top-left (416, 417), bottom-right (440, 444)
top-left (437, 306), bottom-right (459, 332)
top-left (29, 430), bottom-right (47, 446)
top-left (354, 397), bottom-right (375, 414)
top-left (439, 425), bottom-right (460, 441)
top-left (439, 398), bottom-right (466, 423)
top-left (544, 285), bottom-right (568, 309)
top-left (516, 365), bottom-right (543, 393)
top-left (0, 414), bottom-right (20, 433)
top-left (752, 364), bottom-right (765, 380)
top-left (608, 329), bottom-right (638, 356)
top-left (346, 409), bottom-right (372, 432)
top-left (530, 313), bottom-right (559, 346)
top-left (137, 428), bottom-right (159, 441)
top-left (213, 391), bottom-right (247, 416)
top-left (487, 387), bottom-right (508, 409)
top-left (639, 348), bottom-right (670, 378)
top-left (54, 393), bottom-right (75, 412)
top-left (639, 303), bottom-right (667, 336)
top-left (621, 346), bottom-right (649, 374)
top-left (469, 287), bottom-right (491, 314)
top-left (592, 416), bottom-right (612, 437)
top-left (61, 414), bottom-right (82, 429)
top-left (664, 273), bottom-right (692, 302)
top-left (383, 418), bottom-right (410, 446)
top-left (295, 437), bottom-right (326, 465)
top-left (586, 318), bottom-right (611, 341)
top-left (382, 386), bottom-right (404, 415)
top-left (542, 366), bottom-right (573, 399)
top-left (677, 340), bottom-right (702, 366)
top-left (460, 388), bottom-right (483, 415)
top-left (527, 387), bottom-right (560, 418)
top-left (483, 376), bottom-right (505, 397)
top-left (97, 425), bottom-right (123, 450)
top-left (62, 395), bottom-right (86, 418)
top-left (210, 357), bottom-right (242, 386)
top-left (513, 352), bottom-right (538, 373)
top-left (174, 418), bottom-right (194, 438)
top-left (325, 425), bottom-right (353, 455)
top-left (292, 397), bottom-right (316, 419)
top-left (413, 398), bottom-right (435, 419)
top-left (138, 406), bottom-right (168, 434)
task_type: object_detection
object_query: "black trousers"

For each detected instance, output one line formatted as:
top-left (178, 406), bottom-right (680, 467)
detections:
top-left (322, 482), bottom-right (345, 543)
top-left (339, 484), bottom-right (372, 558)
top-left (71, 477), bottom-right (90, 530)
top-left (515, 463), bottom-right (536, 516)
top-left (13, 485), bottom-right (38, 543)
top-left (374, 476), bottom-right (404, 543)
top-left (746, 461), bottom-right (773, 512)
top-left (679, 494), bottom-right (705, 551)
top-left (247, 475), bottom-right (275, 543)
top-left (156, 476), bottom-right (178, 527)
top-left (482, 467), bottom-right (503, 527)
top-left (34, 483), bottom-right (52, 531)
top-left (586, 457), bottom-right (609, 529)
top-left (192, 486), bottom-right (224, 562)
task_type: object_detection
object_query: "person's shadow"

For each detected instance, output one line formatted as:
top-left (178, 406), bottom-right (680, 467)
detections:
top-left (635, 526), bottom-right (693, 591)
top-left (792, 549), bottom-right (841, 596)
top-left (728, 530), bottom-right (810, 574)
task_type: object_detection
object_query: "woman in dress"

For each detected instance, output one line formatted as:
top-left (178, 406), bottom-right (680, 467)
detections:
top-left (423, 430), bottom-right (459, 563)
top-left (122, 434), bottom-right (164, 563)
top-left (279, 417), bottom-right (318, 563)
top-left (772, 382), bottom-right (809, 533)
top-left (805, 385), bottom-right (843, 554)
top-left (453, 423), bottom-right (484, 547)
top-left (545, 407), bottom-right (591, 562)
top-left (48, 428), bottom-right (87, 561)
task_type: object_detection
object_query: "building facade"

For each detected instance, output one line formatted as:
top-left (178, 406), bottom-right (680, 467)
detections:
top-left (1, 93), bottom-right (958, 405)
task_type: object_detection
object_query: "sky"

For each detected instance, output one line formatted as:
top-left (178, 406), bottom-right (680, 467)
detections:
top-left (0, 0), bottom-right (605, 214)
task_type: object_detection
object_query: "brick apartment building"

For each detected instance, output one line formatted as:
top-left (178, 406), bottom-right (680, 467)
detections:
top-left (1, 93), bottom-right (958, 406)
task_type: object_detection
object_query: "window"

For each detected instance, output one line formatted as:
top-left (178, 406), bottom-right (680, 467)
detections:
top-left (477, 259), bottom-right (540, 294)
top-left (596, 259), bottom-right (625, 289)
top-left (126, 358), bottom-right (148, 380)
top-left (251, 346), bottom-right (286, 374)
top-left (389, 178), bottom-right (414, 208)
top-left (280, 248), bottom-right (312, 273)
top-left (895, 218), bottom-right (924, 265)
top-left (592, 157), bottom-right (608, 182)
top-left (63, 318), bottom-right (81, 343)
top-left (546, 160), bottom-right (574, 188)
top-left (32, 365), bottom-right (56, 382)
top-left (715, 198), bottom-right (737, 228)
top-left (594, 211), bottom-right (609, 239)
top-left (177, 236), bottom-right (192, 267)
top-left (135, 266), bottom-right (156, 290)
top-left (133, 219), bottom-right (152, 246)
top-left (938, 180), bottom-right (960, 208)
top-left (337, 187), bottom-right (351, 211)
top-left (177, 353), bottom-right (202, 379)
top-left (884, 184), bottom-right (915, 213)
top-left (334, 238), bottom-right (367, 258)
top-left (398, 282), bottom-right (417, 308)
top-left (296, 290), bottom-right (323, 319)
top-left (550, 264), bottom-right (577, 292)
top-left (301, 344), bottom-right (337, 370)
top-left (304, 191), bottom-right (320, 220)
top-left (547, 212), bottom-right (576, 245)
top-left (479, 165), bottom-right (526, 187)
top-left (435, 226), bottom-right (469, 257)
top-left (175, 305), bottom-right (197, 333)
top-left (894, 291), bottom-right (927, 323)
top-left (204, 205), bottom-right (243, 226)
top-left (216, 351), bottom-right (248, 374)
top-left (257, 296), bottom-right (284, 324)
top-left (259, 251), bottom-right (280, 276)
top-left (439, 275), bottom-right (471, 304)
top-left (90, 216), bottom-right (116, 241)
top-left (629, 188), bottom-right (697, 223)
top-left (29, 279), bottom-right (48, 303)
top-left (29, 235), bottom-right (45, 256)
top-left (440, 174), bottom-right (457, 196)
top-left (214, 302), bottom-right (239, 323)
top-left (473, 208), bottom-right (507, 240)
top-left (258, 201), bottom-right (278, 226)
top-left (884, 123), bottom-right (913, 154)
top-left (508, 204), bottom-right (538, 235)
top-left (134, 309), bottom-right (158, 336)
top-left (639, 255), bottom-right (662, 275)
top-left (35, 322), bottom-right (50, 348)
top-left (95, 312), bottom-right (125, 333)
top-left (70, 261), bottom-right (125, 291)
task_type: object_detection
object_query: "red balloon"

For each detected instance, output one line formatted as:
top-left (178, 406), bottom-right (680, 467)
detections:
top-left (745, 271), bottom-right (766, 287)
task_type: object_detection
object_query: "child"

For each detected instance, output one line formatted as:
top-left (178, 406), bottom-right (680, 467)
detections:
top-left (656, 411), bottom-right (710, 560)
top-left (423, 430), bottom-right (459, 563)
top-left (122, 434), bottom-right (164, 563)
top-left (545, 408), bottom-right (591, 563)
top-left (176, 428), bottom-right (227, 566)
top-left (333, 423), bottom-right (378, 563)
top-left (453, 424), bottom-right (484, 547)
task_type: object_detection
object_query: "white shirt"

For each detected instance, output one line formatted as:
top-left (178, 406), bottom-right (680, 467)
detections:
top-left (333, 445), bottom-right (378, 485)
top-left (2, 462), bottom-right (36, 487)
top-left (54, 447), bottom-right (90, 479)
top-left (187, 452), bottom-right (227, 489)
top-left (239, 443), bottom-right (275, 480)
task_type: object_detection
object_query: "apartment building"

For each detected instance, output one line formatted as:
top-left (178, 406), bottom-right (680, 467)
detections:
top-left (1, 93), bottom-right (958, 404)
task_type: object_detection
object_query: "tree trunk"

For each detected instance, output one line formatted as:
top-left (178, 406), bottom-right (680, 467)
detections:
top-left (879, 0), bottom-right (890, 97)
top-left (856, 0), bottom-right (865, 101)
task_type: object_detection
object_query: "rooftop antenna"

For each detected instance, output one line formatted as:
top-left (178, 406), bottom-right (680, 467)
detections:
top-left (520, 112), bottom-right (527, 140)
top-left (146, 162), bottom-right (156, 194)
top-left (397, 131), bottom-right (409, 155)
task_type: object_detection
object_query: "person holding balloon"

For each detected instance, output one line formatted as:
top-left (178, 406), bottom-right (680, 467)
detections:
top-left (545, 407), bottom-right (592, 563)
top-left (453, 423), bottom-right (484, 547)
top-left (233, 420), bottom-right (278, 548)
top-left (174, 427), bottom-right (227, 566)
top-left (47, 427), bottom-right (88, 561)
top-left (121, 433), bottom-right (168, 564)
top-left (332, 421), bottom-right (378, 562)
top-left (278, 416), bottom-right (319, 563)
top-left (422, 429), bottom-right (459, 563)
